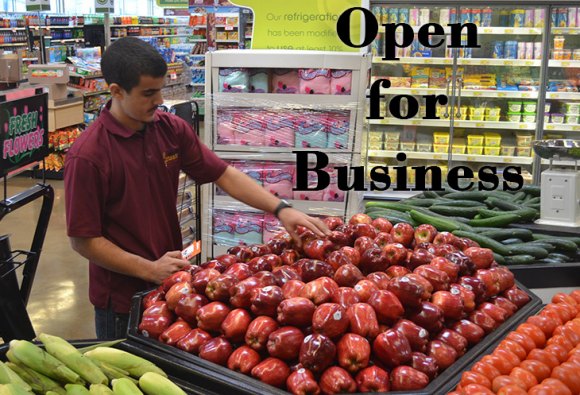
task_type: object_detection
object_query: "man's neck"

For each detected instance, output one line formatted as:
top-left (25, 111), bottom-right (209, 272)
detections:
top-left (109, 100), bottom-right (145, 131)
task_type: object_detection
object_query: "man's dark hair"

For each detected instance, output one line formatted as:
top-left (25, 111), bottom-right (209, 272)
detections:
top-left (101, 37), bottom-right (168, 92)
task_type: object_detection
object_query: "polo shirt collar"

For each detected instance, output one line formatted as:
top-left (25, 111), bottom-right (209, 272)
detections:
top-left (101, 100), bottom-right (160, 138)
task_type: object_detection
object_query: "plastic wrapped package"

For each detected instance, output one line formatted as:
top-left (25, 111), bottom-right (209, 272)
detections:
top-left (330, 70), bottom-right (352, 95)
top-left (234, 111), bottom-right (265, 146)
top-left (271, 69), bottom-right (300, 93)
top-left (213, 210), bottom-right (237, 246)
top-left (296, 111), bottom-right (328, 148)
top-left (264, 111), bottom-right (295, 147)
top-left (263, 161), bottom-right (294, 199)
top-left (234, 212), bottom-right (264, 245)
top-left (248, 68), bottom-right (269, 93)
top-left (218, 68), bottom-right (249, 92)
top-left (298, 68), bottom-right (332, 94)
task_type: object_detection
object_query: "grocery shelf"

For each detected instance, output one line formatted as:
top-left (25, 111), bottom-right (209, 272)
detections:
top-left (367, 150), bottom-right (534, 165)
top-left (215, 24), bottom-right (238, 29)
top-left (544, 123), bottom-right (580, 132)
top-left (369, 118), bottom-right (537, 130)
top-left (82, 90), bottom-right (110, 96)
top-left (69, 72), bottom-right (103, 79)
top-left (0, 42), bottom-right (28, 47)
top-left (22, 57), bottom-right (38, 61)
top-left (213, 195), bottom-right (346, 218)
top-left (549, 60), bottom-right (580, 68)
top-left (190, 83), bottom-right (205, 86)
top-left (111, 24), bottom-right (189, 27)
top-left (213, 92), bottom-right (356, 108)
top-left (377, 87), bottom-right (539, 99)
top-left (541, 158), bottom-right (579, 166)
top-left (0, 27), bottom-right (25, 31)
top-left (373, 56), bottom-right (542, 67)
top-left (546, 92), bottom-right (580, 100)
top-left (551, 27), bottom-right (580, 35)
top-left (192, 25), bottom-right (207, 29)
top-left (216, 39), bottom-right (239, 43)
top-left (50, 38), bottom-right (84, 43)
top-left (41, 25), bottom-right (84, 29)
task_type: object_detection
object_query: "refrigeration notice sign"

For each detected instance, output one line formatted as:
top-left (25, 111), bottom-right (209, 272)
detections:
top-left (25, 0), bottom-right (50, 11)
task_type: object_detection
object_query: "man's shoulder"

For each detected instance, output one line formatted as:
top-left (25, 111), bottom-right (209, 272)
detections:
top-left (67, 118), bottom-right (108, 160)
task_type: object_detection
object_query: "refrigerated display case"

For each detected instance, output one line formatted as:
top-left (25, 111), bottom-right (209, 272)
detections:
top-left (367, 2), bottom-right (579, 190)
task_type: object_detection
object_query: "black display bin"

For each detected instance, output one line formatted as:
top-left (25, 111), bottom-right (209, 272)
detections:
top-left (126, 280), bottom-right (542, 395)
top-left (0, 340), bottom-right (216, 395)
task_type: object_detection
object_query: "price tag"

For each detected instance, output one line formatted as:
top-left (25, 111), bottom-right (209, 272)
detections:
top-left (504, 60), bottom-right (514, 66)
top-left (225, 26), bottom-right (234, 31)
top-left (476, 123), bottom-right (485, 127)
top-left (553, 29), bottom-right (563, 34)
top-left (562, 61), bottom-right (570, 67)
top-left (443, 59), bottom-right (452, 64)
top-left (505, 28), bottom-right (514, 34)
top-left (574, 126), bottom-right (580, 131)
top-left (474, 91), bottom-right (482, 96)
top-left (547, 125), bottom-right (555, 130)
top-left (467, 156), bottom-right (476, 162)
top-left (170, 73), bottom-right (177, 80)
top-left (411, 90), bottom-right (420, 95)
top-left (182, 241), bottom-right (202, 260)
top-left (519, 124), bottom-right (528, 129)
top-left (434, 154), bottom-right (445, 160)
top-left (425, 59), bottom-right (433, 64)
top-left (412, 120), bottom-right (421, 125)
top-left (522, 93), bottom-right (530, 98)
top-left (525, 61), bottom-right (533, 66)
top-left (483, 28), bottom-right (492, 33)
top-left (480, 60), bottom-right (490, 65)
top-left (498, 92), bottom-right (507, 97)
top-left (504, 158), bottom-right (513, 163)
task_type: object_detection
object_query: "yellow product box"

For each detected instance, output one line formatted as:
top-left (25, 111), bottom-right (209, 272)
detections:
top-left (429, 68), bottom-right (447, 88)
top-left (416, 143), bottom-right (432, 152)
top-left (467, 134), bottom-right (485, 146)
top-left (388, 77), bottom-right (412, 88)
top-left (516, 133), bottom-right (533, 147)
top-left (385, 140), bottom-right (399, 150)
top-left (385, 131), bottom-right (400, 142)
top-left (411, 77), bottom-right (429, 88)
top-left (452, 144), bottom-right (466, 154)
top-left (369, 141), bottom-right (383, 150)
top-left (216, 31), bottom-right (228, 40)
top-left (434, 144), bottom-right (449, 153)
top-left (469, 107), bottom-right (486, 118)
top-left (484, 133), bottom-right (501, 147)
top-left (501, 146), bottom-right (516, 156)
top-left (467, 146), bottom-right (484, 155)
top-left (484, 146), bottom-right (501, 156)
top-left (433, 132), bottom-right (450, 145)
top-left (516, 147), bottom-right (532, 157)
top-left (471, 115), bottom-right (485, 121)
top-left (411, 67), bottom-right (430, 77)
top-left (228, 31), bottom-right (239, 40)
top-left (485, 115), bottom-right (501, 122)
top-left (485, 107), bottom-right (501, 117)
top-left (369, 132), bottom-right (384, 143)
top-left (400, 142), bottom-right (416, 151)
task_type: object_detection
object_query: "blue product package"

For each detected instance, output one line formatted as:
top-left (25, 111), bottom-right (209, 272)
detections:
top-left (219, 68), bottom-right (249, 92)
top-left (557, 7), bottom-right (568, 27)
top-left (504, 41), bottom-right (518, 59)
top-left (389, 8), bottom-right (399, 24)
top-left (295, 111), bottom-right (328, 149)
top-left (493, 41), bottom-right (504, 58)
top-left (450, 8), bottom-right (457, 24)
top-left (327, 112), bottom-right (350, 149)
top-left (234, 213), bottom-right (263, 246)
top-left (249, 68), bottom-right (269, 93)
top-left (551, 10), bottom-right (558, 27)
top-left (482, 8), bottom-right (493, 27)
top-left (499, 10), bottom-right (510, 26)
top-left (399, 8), bottom-right (410, 23)
top-left (460, 9), bottom-right (472, 24)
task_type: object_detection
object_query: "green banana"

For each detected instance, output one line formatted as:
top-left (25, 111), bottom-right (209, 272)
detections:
top-left (89, 384), bottom-right (114, 395)
top-left (65, 384), bottom-right (90, 395)
top-left (8, 341), bottom-right (83, 384)
top-left (84, 349), bottom-right (166, 379)
top-left (38, 334), bottom-right (108, 385)
top-left (0, 362), bottom-right (31, 392)
top-left (111, 379), bottom-right (143, 395)
top-left (4, 362), bottom-right (66, 395)
top-left (0, 384), bottom-right (33, 395)
top-left (139, 372), bottom-right (185, 395)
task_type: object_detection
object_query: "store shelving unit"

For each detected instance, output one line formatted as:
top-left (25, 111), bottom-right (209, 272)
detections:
top-left (202, 50), bottom-right (370, 259)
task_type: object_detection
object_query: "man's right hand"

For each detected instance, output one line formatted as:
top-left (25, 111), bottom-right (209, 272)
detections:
top-left (146, 251), bottom-right (190, 284)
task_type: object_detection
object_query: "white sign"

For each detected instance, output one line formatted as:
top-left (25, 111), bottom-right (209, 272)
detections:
top-left (95, 0), bottom-right (115, 13)
top-left (26, 0), bottom-right (50, 11)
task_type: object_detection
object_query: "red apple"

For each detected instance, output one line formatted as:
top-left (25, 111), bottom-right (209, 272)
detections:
top-left (280, 249), bottom-right (301, 266)
top-left (452, 319), bottom-right (486, 346)
top-left (366, 272), bottom-right (390, 290)
top-left (176, 328), bottom-right (211, 354)
top-left (433, 232), bottom-right (458, 246)
top-left (386, 265), bottom-right (411, 278)
top-left (430, 257), bottom-right (460, 283)
top-left (459, 276), bottom-right (488, 303)
top-left (245, 316), bottom-right (279, 351)
top-left (250, 285), bottom-right (283, 317)
top-left (205, 273), bottom-right (238, 302)
top-left (407, 301), bottom-right (444, 333)
top-left (468, 310), bottom-right (498, 333)
top-left (191, 269), bottom-right (221, 295)
top-left (251, 358), bottom-right (290, 388)
top-left (324, 216), bottom-right (345, 230)
top-left (162, 271), bottom-right (192, 293)
top-left (328, 231), bottom-right (351, 247)
top-left (353, 279), bottom-right (379, 303)
top-left (390, 222), bottom-right (414, 247)
top-left (410, 352), bottom-right (439, 380)
top-left (503, 286), bottom-right (530, 308)
top-left (277, 297), bottom-right (316, 328)
top-left (478, 302), bottom-right (509, 324)
top-left (174, 293), bottom-right (208, 326)
top-left (446, 251), bottom-right (475, 276)
top-left (282, 280), bottom-right (306, 299)
top-left (450, 283), bottom-right (476, 313)
top-left (372, 217), bottom-right (393, 233)
top-left (303, 239), bottom-right (336, 261)
top-left (272, 266), bottom-right (300, 286)
top-left (346, 303), bottom-right (380, 340)
top-left (408, 249), bottom-right (436, 271)
top-left (198, 337), bottom-right (233, 366)
top-left (353, 236), bottom-right (378, 256)
top-left (367, 290), bottom-right (404, 325)
top-left (200, 260), bottom-right (226, 273)
top-left (332, 287), bottom-right (361, 310)
top-left (249, 244), bottom-right (272, 257)
top-left (374, 232), bottom-right (394, 249)
top-left (381, 243), bottom-right (408, 267)
top-left (475, 269), bottom-right (501, 298)
top-left (196, 301), bottom-right (230, 333)
top-left (319, 367), bottom-right (356, 394)
top-left (214, 253), bottom-right (238, 267)
top-left (286, 368), bottom-right (321, 395)
top-left (427, 340), bottom-right (458, 371)
top-left (492, 296), bottom-right (518, 316)
top-left (373, 329), bottom-right (412, 368)
top-left (182, 264), bottom-right (202, 277)
top-left (453, 237), bottom-right (480, 251)
top-left (227, 345), bottom-right (261, 375)
top-left (387, 275), bottom-right (425, 308)
top-left (393, 319), bottom-right (429, 353)
top-left (267, 326), bottom-right (305, 361)
top-left (312, 303), bottom-right (349, 339)
top-left (390, 366), bottom-right (429, 391)
top-left (253, 271), bottom-right (277, 287)
top-left (230, 276), bottom-right (262, 309)
top-left (139, 302), bottom-right (175, 340)
top-left (414, 265), bottom-right (450, 292)
top-left (248, 256), bottom-right (273, 274)
top-left (142, 287), bottom-right (165, 310)
top-left (349, 213), bottom-right (373, 225)
top-left (405, 274), bottom-right (433, 300)
top-left (464, 247), bottom-right (494, 270)
top-left (414, 224), bottom-right (438, 244)
top-left (221, 308), bottom-right (252, 342)
top-left (340, 247), bottom-right (361, 267)
top-left (357, 247), bottom-right (386, 275)
top-left (299, 230), bottom-right (318, 246)
top-left (435, 329), bottom-right (468, 357)
top-left (299, 259), bottom-right (334, 283)
top-left (431, 290), bottom-right (464, 320)
top-left (227, 245), bottom-right (254, 263)
top-left (223, 263), bottom-right (252, 282)
top-left (334, 264), bottom-right (363, 287)
top-left (351, 223), bottom-right (378, 240)
top-left (299, 333), bottom-right (337, 374)
top-left (159, 321), bottom-right (192, 346)
top-left (355, 366), bottom-right (390, 392)
top-left (299, 277), bottom-right (339, 305)
top-left (166, 282), bottom-right (193, 311)
top-left (326, 250), bottom-right (352, 271)
top-left (336, 333), bottom-right (371, 374)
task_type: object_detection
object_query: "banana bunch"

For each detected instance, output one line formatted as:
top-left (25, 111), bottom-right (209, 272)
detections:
top-left (0, 334), bottom-right (186, 395)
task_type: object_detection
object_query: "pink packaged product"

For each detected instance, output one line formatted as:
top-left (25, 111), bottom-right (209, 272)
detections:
top-left (234, 111), bottom-right (266, 146)
top-left (234, 212), bottom-right (263, 246)
top-left (327, 111), bottom-right (350, 149)
top-left (263, 161), bottom-right (294, 199)
top-left (263, 214), bottom-right (283, 243)
top-left (216, 110), bottom-right (236, 145)
top-left (213, 210), bottom-right (236, 246)
top-left (331, 70), bottom-right (352, 95)
top-left (295, 111), bottom-right (328, 148)
top-left (232, 160), bottom-right (263, 186)
top-left (219, 68), bottom-right (250, 93)
top-left (265, 111), bottom-right (296, 147)
top-left (299, 69), bottom-right (331, 94)
top-left (272, 69), bottom-right (300, 94)
top-left (323, 167), bottom-right (345, 202)
top-left (293, 166), bottom-right (324, 201)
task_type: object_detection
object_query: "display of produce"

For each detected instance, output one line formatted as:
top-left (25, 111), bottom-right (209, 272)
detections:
top-left (131, 212), bottom-right (540, 394)
top-left (0, 335), bottom-right (187, 395)
top-left (450, 290), bottom-right (580, 394)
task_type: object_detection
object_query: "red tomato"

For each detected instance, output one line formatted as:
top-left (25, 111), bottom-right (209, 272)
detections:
top-left (527, 348), bottom-right (561, 370)
top-left (551, 363), bottom-right (580, 394)
top-left (519, 359), bottom-right (552, 382)
top-left (545, 304), bottom-right (575, 323)
top-left (462, 383), bottom-right (495, 394)
top-left (544, 344), bottom-right (569, 363)
top-left (510, 366), bottom-right (539, 390)
top-left (551, 293), bottom-right (578, 307)
top-left (527, 314), bottom-right (559, 337)
top-left (516, 323), bottom-right (547, 348)
top-left (570, 290), bottom-right (580, 304)
top-left (541, 309), bottom-right (565, 326)
top-left (471, 361), bottom-right (502, 381)
top-left (541, 378), bottom-right (573, 395)
top-left (547, 335), bottom-right (574, 352)
top-left (482, 354), bottom-right (514, 376)
top-left (528, 384), bottom-right (559, 395)
top-left (555, 325), bottom-right (580, 346)
top-left (496, 384), bottom-right (528, 395)
top-left (506, 331), bottom-right (537, 354)
top-left (492, 375), bottom-right (526, 393)
top-left (496, 339), bottom-right (528, 361)
top-left (460, 371), bottom-right (492, 389)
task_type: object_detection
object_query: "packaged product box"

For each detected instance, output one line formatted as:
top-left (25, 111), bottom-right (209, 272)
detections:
top-left (388, 77), bottom-right (412, 88)
top-left (263, 161), bottom-right (294, 199)
top-left (232, 160), bottom-right (263, 186)
top-left (327, 111), bottom-right (350, 149)
top-left (213, 210), bottom-right (236, 246)
top-left (295, 111), bottom-right (328, 148)
top-left (216, 31), bottom-right (228, 40)
top-left (323, 167), bottom-right (345, 202)
top-left (248, 68), bottom-right (269, 93)
top-left (293, 165), bottom-right (325, 201)
top-left (219, 68), bottom-right (249, 92)
top-left (263, 214), bottom-right (282, 243)
top-left (234, 112), bottom-right (265, 146)
top-left (265, 111), bottom-right (295, 147)
top-left (330, 70), bottom-right (352, 95)
top-left (298, 69), bottom-right (331, 94)
top-left (411, 67), bottom-right (430, 88)
top-left (227, 31), bottom-right (239, 41)
top-left (234, 212), bottom-right (263, 246)
top-left (216, 110), bottom-right (236, 145)
top-left (271, 69), bottom-right (299, 93)
top-left (429, 68), bottom-right (447, 88)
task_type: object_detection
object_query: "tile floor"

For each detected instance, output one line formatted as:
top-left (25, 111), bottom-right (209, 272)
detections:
top-left (1, 176), bottom-right (95, 342)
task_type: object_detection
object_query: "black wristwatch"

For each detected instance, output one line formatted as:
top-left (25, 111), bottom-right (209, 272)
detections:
top-left (273, 199), bottom-right (293, 218)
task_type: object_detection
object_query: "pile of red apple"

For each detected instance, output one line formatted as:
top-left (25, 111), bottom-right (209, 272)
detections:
top-left (138, 213), bottom-right (531, 394)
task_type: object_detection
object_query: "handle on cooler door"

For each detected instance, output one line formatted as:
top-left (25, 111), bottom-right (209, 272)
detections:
top-left (456, 77), bottom-right (464, 118)
top-left (444, 77), bottom-right (452, 119)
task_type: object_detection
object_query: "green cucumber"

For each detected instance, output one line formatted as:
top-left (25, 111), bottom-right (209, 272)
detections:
top-left (469, 214), bottom-right (522, 228)
top-left (480, 228), bottom-right (533, 241)
top-left (477, 209), bottom-right (508, 219)
top-left (493, 253), bottom-right (506, 265)
top-left (522, 185), bottom-right (541, 197)
top-left (502, 238), bottom-right (524, 245)
top-left (547, 253), bottom-right (572, 262)
top-left (443, 191), bottom-right (488, 201)
top-left (451, 231), bottom-right (511, 255)
top-left (431, 200), bottom-right (486, 208)
top-left (409, 210), bottom-right (472, 232)
top-left (523, 197), bottom-right (541, 205)
top-left (532, 234), bottom-right (580, 247)
top-left (404, 198), bottom-right (446, 207)
top-left (485, 197), bottom-right (523, 211)
top-left (526, 242), bottom-right (557, 253)
top-left (507, 245), bottom-right (549, 258)
top-left (529, 238), bottom-right (578, 252)
top-left (504, 255), bottom-right (537, 265)
top-left (429, 206), bottom-right (482, 219)
top-left (537, 258), bottom-right (563, 264)
top-left (511, 191), bottom-right (526, 201)
top-left (522, 194), bottom-right (532, 203)
top-left (487, 191), bottom-right (517, 200)
top-left (368, 211), bottom-right (415, 225)
top-left (365, 201), bottom-right (414, 212)
top-left (422, 191), bottom-right (442, 198)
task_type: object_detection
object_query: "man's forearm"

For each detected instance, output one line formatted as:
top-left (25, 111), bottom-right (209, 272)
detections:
top-left (70, 236), bottom-right (154, 282)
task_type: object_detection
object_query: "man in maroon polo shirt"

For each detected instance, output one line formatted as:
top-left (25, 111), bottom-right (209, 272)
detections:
top-left (64, 37), bottom-right (330, 339)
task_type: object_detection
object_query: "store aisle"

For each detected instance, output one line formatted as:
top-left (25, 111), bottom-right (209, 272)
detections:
top-left (1, 177), bottom-right (94, 341)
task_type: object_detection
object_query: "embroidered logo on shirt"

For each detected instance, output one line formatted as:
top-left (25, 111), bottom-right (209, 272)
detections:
top-left (163, 151), bottom-right (179, 167)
